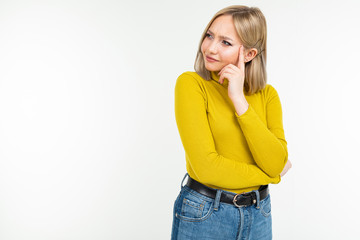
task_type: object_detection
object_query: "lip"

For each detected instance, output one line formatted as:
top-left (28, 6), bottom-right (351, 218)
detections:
top-left (205, 55), bottom-right (218, 62)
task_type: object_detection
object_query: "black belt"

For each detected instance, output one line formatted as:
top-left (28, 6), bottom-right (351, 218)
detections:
top-left (185, 176), bottom-right (269, 207)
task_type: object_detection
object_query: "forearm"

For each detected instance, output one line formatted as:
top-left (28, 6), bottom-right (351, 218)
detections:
top-left (184, 147), bottom-right (280, 189)
top-left (232, 96), bottom-right (249, 117)
top-left (235, 105), bottom-right (287, 177)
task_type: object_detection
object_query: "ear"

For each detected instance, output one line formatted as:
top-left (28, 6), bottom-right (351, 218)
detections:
top-left (244, 48), bottom-right (258, 62)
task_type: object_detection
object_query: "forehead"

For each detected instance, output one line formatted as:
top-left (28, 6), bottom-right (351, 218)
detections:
top-left (208, 15), bottom-right (240, 41)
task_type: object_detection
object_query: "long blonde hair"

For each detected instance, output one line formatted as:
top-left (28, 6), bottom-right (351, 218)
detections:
top-left (194, 5), bottom-right (267, 95)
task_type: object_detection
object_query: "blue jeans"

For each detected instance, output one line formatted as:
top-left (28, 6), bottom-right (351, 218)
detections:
top-left (171, 173), bottom-right (272, 240)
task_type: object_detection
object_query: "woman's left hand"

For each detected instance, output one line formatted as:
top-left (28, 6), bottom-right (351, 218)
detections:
top-left (280, 159), bottom-right (292, 177)
top-left (218, 45), bottom-right (246, 102)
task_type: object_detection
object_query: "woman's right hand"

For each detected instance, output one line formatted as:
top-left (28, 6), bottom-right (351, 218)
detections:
top-left (280, 159), bottom-right (292, 177)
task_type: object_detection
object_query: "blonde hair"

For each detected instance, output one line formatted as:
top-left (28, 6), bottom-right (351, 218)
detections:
top-left (194, 5), bottom-right (267, 95)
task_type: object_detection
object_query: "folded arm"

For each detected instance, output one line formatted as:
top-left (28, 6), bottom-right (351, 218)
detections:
top-left (235, 85), bottom-right (288, 178)
top-left (175, 73), bottom-right (280, 189)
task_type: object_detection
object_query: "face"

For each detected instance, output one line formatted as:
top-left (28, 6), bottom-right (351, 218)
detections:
top-left (201, 15), bottom-right (242, 72)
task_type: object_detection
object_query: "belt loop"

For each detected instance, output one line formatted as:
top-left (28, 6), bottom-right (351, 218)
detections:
top-left (213, 189), bottom-right (222, 211)
top-left (255, 190), bottom-right (260, 209)
top-left (180, 172), bottom-right (189, 189)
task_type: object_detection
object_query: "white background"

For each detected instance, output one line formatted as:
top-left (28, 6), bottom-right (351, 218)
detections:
top-left (1, 0), bottom-right (360, 239)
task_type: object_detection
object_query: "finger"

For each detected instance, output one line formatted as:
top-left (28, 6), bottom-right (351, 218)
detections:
top-left (218, 73), bottom-right (224, 84)
top-left (219, 72), bottom-right (230, 84)
top-left (227, 64), bottom-right (240, 71)
top-left (221, 66), bottom-right (239, 80)
top-left (222, 68), bottom-right (236, 76)
top-left (219, 69), bottom-right (229, 84)
top-left (218, 69), bottom-right (227, 84)
top-left (218, 68), bottom-right (224, 77)
top-left (237, 45), bottom-right (245, 71)
top-left (218, 64), bottom-right (231, 76)
top-left (218, 75), bottom-right (223, 84)
top-left (219, 70), bottom-right (235, 84)
top-left (219, 67), bottom-right (234, 77)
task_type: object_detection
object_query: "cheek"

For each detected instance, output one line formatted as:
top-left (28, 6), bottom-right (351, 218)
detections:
top-left (221, 48), bottom-right (239, 64)
top-left (201, 38), bottom-right (214, 54)
top-left (200, 40), bottom-right (207, 53)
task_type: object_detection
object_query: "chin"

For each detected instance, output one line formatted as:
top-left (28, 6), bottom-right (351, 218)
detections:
top-left (204, 63), bottom-right (221, 72)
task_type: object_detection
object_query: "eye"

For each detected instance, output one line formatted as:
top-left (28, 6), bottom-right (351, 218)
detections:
top-left (205, 33), bottom-right (213, 39)
top-left (222, 40), bottom-right (232, 46)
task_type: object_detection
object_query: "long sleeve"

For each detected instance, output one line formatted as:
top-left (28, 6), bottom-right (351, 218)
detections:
top-left (235, 85), bottom-right (288, 177)
top-left (175, 72), bottom-right (280, 189)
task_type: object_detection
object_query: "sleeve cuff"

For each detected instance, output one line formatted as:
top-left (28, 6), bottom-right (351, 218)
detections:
top-left (235, 104), bottom-right (253, 119)
top-left (270, 175), bottom-right (281, 184)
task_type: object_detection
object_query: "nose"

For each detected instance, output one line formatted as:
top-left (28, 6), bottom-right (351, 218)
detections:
top-left (208, 41), bottom-right (218, 54)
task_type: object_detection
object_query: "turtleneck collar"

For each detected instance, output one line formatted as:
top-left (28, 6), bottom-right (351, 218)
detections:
top-left (210, 71), bottom-right (229, 88)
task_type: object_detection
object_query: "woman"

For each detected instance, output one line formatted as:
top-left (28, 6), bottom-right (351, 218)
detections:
top-left (171, 5), bottom-right (292, 240)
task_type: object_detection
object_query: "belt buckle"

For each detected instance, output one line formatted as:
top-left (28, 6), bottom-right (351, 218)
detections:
top-left (233, 192), bottom-right (247, 208)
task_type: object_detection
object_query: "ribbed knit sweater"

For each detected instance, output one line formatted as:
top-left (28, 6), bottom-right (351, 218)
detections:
top-left (174, 71), bottom-right (288, 193)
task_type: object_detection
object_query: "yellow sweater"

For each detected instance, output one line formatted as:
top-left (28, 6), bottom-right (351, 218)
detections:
top-left (174, 71), bottom-right (288, 194)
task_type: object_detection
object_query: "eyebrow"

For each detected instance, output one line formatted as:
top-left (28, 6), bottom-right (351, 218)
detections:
top-left (207, 29), bottom-right (234, 42)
